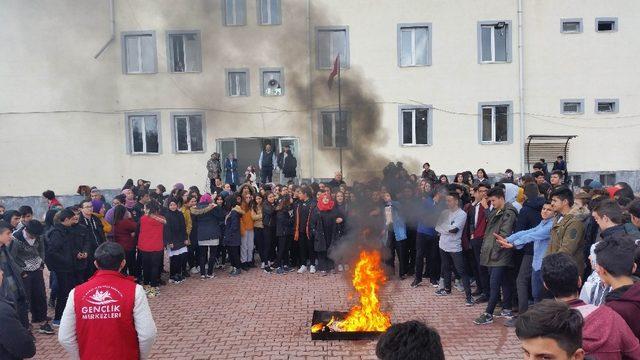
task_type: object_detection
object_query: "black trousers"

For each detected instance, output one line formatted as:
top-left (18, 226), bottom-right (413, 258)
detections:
top-left (471, 239), bottom-right (490, 297)
top-left (22, 269), bottom-right (48, 323)
top-left (297, 233), bottom-right (315, 266)
top-left (121, 248), bottom-right (137, 278)
top-left (317, 251), bottom-right (335, 271)
top-left (386, 229), bottom-right (408, 277)
top-left (264, 225), bottom-right (276, 263)
top-left (415, 233), bottom-right (439, 283)
top-left (54, 272), bottom-right (77, 321)
top-left (440, 249), bottom-right (472, 297)
top-left (261, 167), bottom-right (273, 183)
top-left (199, 245), bottom-right (218, 276)
top-left (255, 228), bottom-right (269, 264)
top-left (141, 250), bottom-right (163, 287)
top-left (405, 227), bottom-right (417, 275)
top-left (169, 252), bottom-right (187, 278)
top-left (228, 245), bottom-right (241, 268)
top-left (276, 235), bottom-right (292, 267)
top-left (517, 254), bottom-right (533, 314)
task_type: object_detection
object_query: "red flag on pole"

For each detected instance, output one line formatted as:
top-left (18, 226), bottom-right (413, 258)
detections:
top-left (327, 54), bottom-right (340, 89)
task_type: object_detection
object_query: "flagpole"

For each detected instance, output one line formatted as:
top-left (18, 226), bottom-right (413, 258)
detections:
top-left (337, 55), bottom-right (343, 175)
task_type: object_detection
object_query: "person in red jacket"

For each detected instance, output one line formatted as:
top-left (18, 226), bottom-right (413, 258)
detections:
top-left (136, 202), bottom-right (165, 298)
top-left (596, 235), bottom-right (640, 341)
top-left (541, 252), bottom-right (640, 359)
top-left (112, 205), bottom-right (138, 278)
top-left (58, 241), bottom-right (157, 360)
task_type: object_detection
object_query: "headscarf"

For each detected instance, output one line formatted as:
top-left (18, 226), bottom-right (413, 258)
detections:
top-left (199, 193), bottom-right (212, 204)
top-left (317, 193), bottom-right (335, 212)
top-left (91, 200), bottom-right (104, 213)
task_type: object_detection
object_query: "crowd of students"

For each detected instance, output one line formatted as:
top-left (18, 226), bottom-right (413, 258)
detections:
top-left (1, 155), bottom-right (640, 360)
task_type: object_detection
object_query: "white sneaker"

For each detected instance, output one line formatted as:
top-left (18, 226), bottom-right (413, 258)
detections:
top-left (297, 265), bottom-right (307, 274)
top-left (338, 265), bottom-right (344, 272)
top-left (309, 265), bottom-right (316, 274)
top-left (260, 262), bottom-right (266, 269)
top-left (190, 266), bottom-right (200, 274)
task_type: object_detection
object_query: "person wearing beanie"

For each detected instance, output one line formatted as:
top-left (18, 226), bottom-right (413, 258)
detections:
top-left (10, 220), bottom-right (55, 334)
top-left (173, 183), bottom-right (185, 191)
top-left (589, 180), bottom-right (603, 190)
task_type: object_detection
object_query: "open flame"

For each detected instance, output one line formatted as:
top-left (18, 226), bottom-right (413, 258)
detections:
top-left (337, 250), bottom-right (391, 332)
top-left (311, 250), bottom-right (391, 334)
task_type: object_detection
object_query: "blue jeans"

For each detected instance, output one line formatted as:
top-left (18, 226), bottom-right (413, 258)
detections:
top-left (486, 266), bottom-right (513, 315)
top-left (532, 270), bottom-right (544, 303)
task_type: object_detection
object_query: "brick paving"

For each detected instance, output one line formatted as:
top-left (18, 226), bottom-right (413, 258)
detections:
top-left (33, 268), bottom-right (521, 359)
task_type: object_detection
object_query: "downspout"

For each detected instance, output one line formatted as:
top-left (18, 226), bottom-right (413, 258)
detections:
top-left (517, 0), bottom-right (526, 175)
top-left (307, 0), bottom-right (315, 182)
top-left (94, 0), bottom-right (115, 59)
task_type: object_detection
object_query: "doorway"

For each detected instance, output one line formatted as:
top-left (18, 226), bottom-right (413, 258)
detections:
top-left (216, 137), bottom-right (301, 183)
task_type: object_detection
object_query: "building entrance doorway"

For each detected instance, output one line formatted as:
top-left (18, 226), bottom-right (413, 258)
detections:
top-left (216, 137), bottom-right (300, 184)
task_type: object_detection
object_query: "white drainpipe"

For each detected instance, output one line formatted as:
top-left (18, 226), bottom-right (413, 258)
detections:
top-left (94, 0), bottom-right (115, 59)
top-left (517, 0), bottom-right (526, 175)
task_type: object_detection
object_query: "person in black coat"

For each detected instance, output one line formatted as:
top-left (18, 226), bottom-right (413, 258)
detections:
top-left (0, 270), bottom-right (36, 360)
top-left (163, 198), bottom-right (188, 283)
top-left (191, 197), bottom-right (225, 278)
top-left (274, 196), bottom-right (294, 274)
top-left (0, 222), bottom-right (29, 330)
top-left (513, 184), bottom-right (545, 317)
top-left (312, 193), bottom-right (342, 275)
top-left (262, 193), bottom-right (277, 272)
top-left (44, 209), bottom-right (78, 325)
top-left (223, 204), bottom-right (244, 276)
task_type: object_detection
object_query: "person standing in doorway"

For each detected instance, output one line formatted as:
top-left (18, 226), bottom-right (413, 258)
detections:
top-left (225, 153), bottom-right (239, 191)
top-left (206, 152), bottom-right (222, 193)
top-left (277, 145), bottom-right (297, 184)
top-left (259, 143), bottom-right (277, 184)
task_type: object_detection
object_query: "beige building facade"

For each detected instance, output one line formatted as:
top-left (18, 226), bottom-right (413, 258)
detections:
top-left (1, 0), bottom-right (639, 196)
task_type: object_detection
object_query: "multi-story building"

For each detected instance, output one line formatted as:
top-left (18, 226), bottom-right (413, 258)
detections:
top-left (1, 0), bottom-right (639, 197)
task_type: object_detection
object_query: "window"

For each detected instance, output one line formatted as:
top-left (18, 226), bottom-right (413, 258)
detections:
top-left (571, 175), bottom-right (582, 187)
top-left (127, 114), bottom-right (160, 154)
top-left (258, 0), bottom-right (281, 25)
top-left (400, 107), bottom-right (432, 145)
top-left (561, 18), bottom-right (583, 33)
top-left (226, 69), bottom-right (249, 97)
top-left (599, 173), bottom-right (616, 186)
top-left (398, 24), bottom-right (431, 67)
top-left (223, 0), bottom-right (246, 26)
top-left (595, 99), bottom-right (619, 113)
top-left (121, 32), bottom-right (157, 74)
top-left (478, 21), bottom-right (512, 63)
top-left (260, 68), bottom-right (283, 96)
top-left (319, 111), bottom-right (349, 148)
top-left (173, 114), bottom-right (204, 153)
top-left (560, 99), bottom-right (584, 114)
top-left (316, 27), bottom-right (349, 69)
top-left (596, 18), bottom-right (618, 32)
top-left (478, 103), bottom-right (512, 144)
top-left (167, 31), bottom-right (201, 73)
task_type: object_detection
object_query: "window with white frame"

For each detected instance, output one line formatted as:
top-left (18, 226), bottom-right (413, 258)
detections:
top-left (399, 25), bottom-right (431, 67)
top-left (258, 0), bottom-right (281, 25)
top-left (224, 0), bottom-right (247, 26)
top-left (173, 114), bottom-right (204, 152)
top-left (261, 69), bottom-right (283, 96)
top-left (481, 104), bottom-right (509, 143)
top-left (317, 28), bottom-right (349, 69)
top-left (596, 18), bottom-right (617, 32)
top-left (479, 22), bottom-right (510, 63)
top-left (561, 99), bottom-right (584, 114)
top-left (596, 99), bottom-right (618, 113)
top-left (122, 32), bottom-right (156, 74)
top-left (599, 173), bottom-right (616, 186)
top-left (320, 111), bottom-right (349, 148)
top-left (227, 70), bottom-right (249, 97)
top-left (401, 108), bottom-right (430, 145)
top-left (168, 32), bottom-right (201, 72)
top-left (128, 114), bottom-right (159, 154)
top-left (561, 19), bottom-right (583, 33)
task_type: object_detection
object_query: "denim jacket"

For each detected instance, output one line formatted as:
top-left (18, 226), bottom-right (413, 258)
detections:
top-left (507, 217), bottom-right (553, 271)
top-left (384, 201), bottom-right (407, 244)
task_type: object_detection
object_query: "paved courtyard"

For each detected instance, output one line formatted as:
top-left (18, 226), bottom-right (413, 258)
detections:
top-left (33, 268), bottom-right (521, 359)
